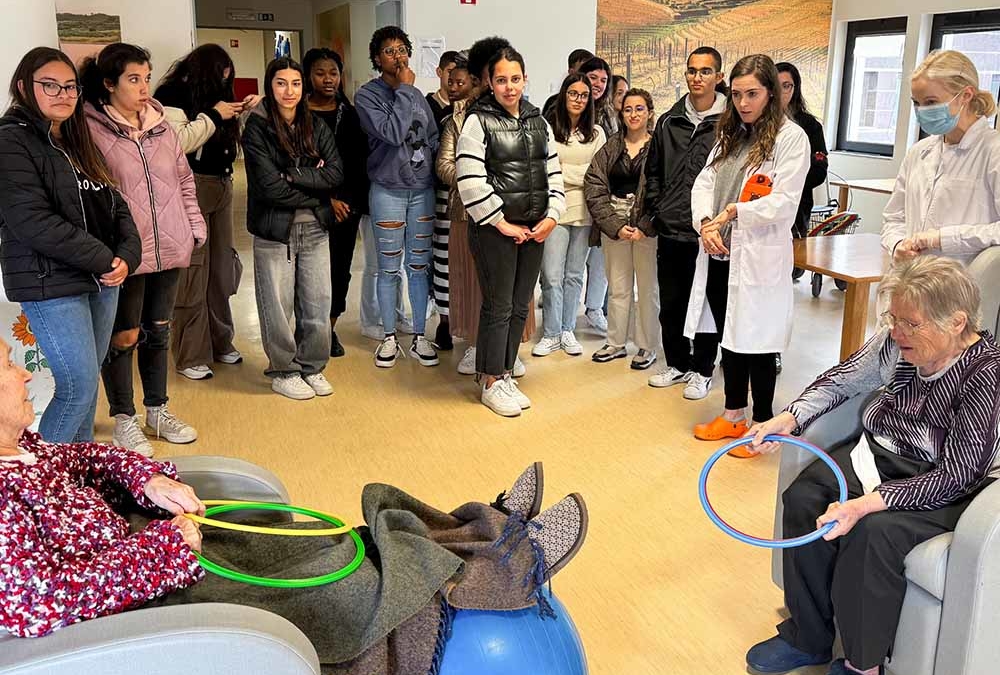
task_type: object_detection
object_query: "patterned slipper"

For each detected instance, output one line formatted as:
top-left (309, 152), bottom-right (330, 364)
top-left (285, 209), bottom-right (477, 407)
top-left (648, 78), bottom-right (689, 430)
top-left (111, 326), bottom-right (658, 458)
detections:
top-left (528, 493), bottom-right (588, 582)
top-left (492, 461), bottom-right (544, 520)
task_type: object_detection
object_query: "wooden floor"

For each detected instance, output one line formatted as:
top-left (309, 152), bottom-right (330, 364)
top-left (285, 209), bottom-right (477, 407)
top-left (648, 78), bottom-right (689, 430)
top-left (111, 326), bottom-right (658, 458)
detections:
top-left (95, 167), bottom-right (876, 675)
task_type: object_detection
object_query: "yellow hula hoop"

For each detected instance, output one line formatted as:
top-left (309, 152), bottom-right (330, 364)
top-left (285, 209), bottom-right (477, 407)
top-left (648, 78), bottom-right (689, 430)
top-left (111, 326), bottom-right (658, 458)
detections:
top-left (183, 500), bottom-right (354, 536)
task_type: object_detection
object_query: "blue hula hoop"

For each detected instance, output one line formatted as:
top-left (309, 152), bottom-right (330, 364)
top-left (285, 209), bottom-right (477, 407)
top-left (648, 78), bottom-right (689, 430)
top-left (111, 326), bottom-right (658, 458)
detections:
top-left (698, 434), bottom-right (848, 549)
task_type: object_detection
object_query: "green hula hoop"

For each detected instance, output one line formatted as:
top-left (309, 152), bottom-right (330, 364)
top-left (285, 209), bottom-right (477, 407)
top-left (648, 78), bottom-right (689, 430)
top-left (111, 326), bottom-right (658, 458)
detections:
top-left (193, 502), bottom-right (365, 588)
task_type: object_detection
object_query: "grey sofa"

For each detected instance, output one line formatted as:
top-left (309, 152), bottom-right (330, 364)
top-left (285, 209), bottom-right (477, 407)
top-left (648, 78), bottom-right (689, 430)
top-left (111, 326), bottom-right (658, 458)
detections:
top-left (770, 246), bottom-right (1000, 675)
top-left (0, 456), bottom-right (321, 675)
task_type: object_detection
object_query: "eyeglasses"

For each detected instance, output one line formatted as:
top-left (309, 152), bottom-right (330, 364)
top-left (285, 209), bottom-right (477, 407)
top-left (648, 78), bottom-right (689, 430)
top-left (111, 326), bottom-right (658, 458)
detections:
top-left (880, 311), bottom-right (926, 337)
top-left (686, 67), bottom-right (716, 79)
top-left (566, 90), bottom-right (590, 101)
top-left (381, 46), bottom-right (409, 58)
top-left (623, 106), bottom-right (648, 114)
top-left (34, 80), bottom-right (82, 98)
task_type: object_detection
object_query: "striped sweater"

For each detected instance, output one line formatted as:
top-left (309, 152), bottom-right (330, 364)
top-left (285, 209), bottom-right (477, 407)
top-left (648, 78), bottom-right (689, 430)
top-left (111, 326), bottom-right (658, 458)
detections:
top-left (786, 329), bottom-right (1000, 510)
top-left (455, 113), bottom-right (566, 227)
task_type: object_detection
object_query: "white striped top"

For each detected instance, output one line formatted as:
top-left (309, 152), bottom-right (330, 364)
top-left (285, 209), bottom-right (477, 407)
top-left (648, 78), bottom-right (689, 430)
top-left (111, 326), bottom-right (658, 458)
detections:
top-left (455, 112), bottom-right (566, 227)
top-left (786, 329), bottom-right (1000, 510)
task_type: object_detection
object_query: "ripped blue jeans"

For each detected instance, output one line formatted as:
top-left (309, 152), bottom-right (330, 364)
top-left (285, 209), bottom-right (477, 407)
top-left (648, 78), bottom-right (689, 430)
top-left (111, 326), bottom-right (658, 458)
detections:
top-left (369, 184), bottom-right (435, 336)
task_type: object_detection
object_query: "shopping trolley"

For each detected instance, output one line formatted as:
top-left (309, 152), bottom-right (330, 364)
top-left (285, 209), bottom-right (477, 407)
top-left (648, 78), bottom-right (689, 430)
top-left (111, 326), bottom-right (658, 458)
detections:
top-left (805, 200), bottom-right (862, 298)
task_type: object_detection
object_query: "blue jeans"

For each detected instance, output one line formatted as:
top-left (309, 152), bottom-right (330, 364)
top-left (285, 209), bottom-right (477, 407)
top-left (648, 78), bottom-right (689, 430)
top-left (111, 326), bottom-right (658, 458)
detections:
top-left (540, 224), bottom-right (590, 337)
top-left (369, 184), bottom-right (435, 335)
top-left (359, 215), bottom-right (407, 331)
top-left (21, 287), bottom-right (119, 442)
top-left (585, 246), bottom-right (608, 312)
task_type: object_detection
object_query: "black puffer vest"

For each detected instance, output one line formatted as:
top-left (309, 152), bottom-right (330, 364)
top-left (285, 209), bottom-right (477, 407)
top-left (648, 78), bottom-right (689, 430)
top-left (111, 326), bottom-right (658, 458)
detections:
top-left (469, 95), bottom-right (550, 225)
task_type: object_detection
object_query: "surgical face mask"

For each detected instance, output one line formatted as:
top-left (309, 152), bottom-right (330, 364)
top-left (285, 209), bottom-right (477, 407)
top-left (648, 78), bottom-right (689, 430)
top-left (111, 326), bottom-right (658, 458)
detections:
top-left (914, 91), bottom-right (963, 136)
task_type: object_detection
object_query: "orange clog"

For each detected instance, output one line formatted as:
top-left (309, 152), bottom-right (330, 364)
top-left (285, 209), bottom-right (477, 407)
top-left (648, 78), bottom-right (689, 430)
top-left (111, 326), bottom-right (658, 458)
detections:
top-left (726, 443), bottom-right (760, 459)
top-left (693, 415), bottom-right (749, 441)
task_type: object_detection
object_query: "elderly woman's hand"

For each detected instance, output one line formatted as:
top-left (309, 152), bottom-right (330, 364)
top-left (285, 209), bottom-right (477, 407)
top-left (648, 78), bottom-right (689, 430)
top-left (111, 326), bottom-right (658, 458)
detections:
top-left (170, 515), bottom-right (203, 552)
top-left (816, 492), bottom-right (887, 540)
top-left (144, 474), bottom-right (206, 516)
top-left (744, 411), bottom-right (799, 454)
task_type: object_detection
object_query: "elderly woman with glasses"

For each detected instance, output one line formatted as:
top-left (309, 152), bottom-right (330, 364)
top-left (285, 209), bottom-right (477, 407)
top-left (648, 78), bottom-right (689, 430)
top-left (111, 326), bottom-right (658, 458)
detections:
top-left (740, 256), bottom-right (1000, 675)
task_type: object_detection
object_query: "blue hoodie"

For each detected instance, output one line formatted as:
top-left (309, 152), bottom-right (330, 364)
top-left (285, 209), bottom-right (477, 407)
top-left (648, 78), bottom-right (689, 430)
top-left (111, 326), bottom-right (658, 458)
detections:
top-left (355, 78), bottom-right (439, 190)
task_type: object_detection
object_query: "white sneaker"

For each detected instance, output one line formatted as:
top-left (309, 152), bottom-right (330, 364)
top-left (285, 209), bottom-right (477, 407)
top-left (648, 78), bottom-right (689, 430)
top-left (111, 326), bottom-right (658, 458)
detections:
top-left (561, 331), bottom-right (583, 356)
top-left (216, 350), bottom-right (243, 364)
top-left (683, 373), bottom-right (713, 400)
top-left (457, 346), bottom-right (477, 375)
top-left (585, 308), bottom-right (608, 335)
top-left (271, 373), bottom-right (316, 400)
top-left (303, 372), bottom-right (333, 396)
top-left (375, 335), bottom-right (400, 368)
top-left (113, 414), bottom-right (154, 457)
top-left (145, 405), bottom-right (198, 444)
top-left (410, 335), bottom-right (439, 366)
top-left (178, 364), bottom-right (213, 380)
top-left (503, 375), bottom-right (531, 409)
top-left (481, 379), bottom-right (521, 417)
top-left (512, 356), bottom-right (526, 378)
top-left (532, 335), bottom-right (562, 357)
top-left (648, 366), bottom-right (692, 388)
top-left (361, 324), bottom-right (384, 341)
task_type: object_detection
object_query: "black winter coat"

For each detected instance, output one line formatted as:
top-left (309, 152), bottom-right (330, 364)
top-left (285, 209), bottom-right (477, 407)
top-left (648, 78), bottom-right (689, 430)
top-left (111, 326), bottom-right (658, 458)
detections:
top-left (241, 106), bottom-right (344, 244)
top-left (0, 107), bottom-right (142, 302)
top-left (791, 111), bottom-right (829, 238)
top-left (312, 100), bottom-right (371, 216)
top-left (468, 95), bottom-right (550, 225)
top-left (644, 95), bottom-right (721, 241)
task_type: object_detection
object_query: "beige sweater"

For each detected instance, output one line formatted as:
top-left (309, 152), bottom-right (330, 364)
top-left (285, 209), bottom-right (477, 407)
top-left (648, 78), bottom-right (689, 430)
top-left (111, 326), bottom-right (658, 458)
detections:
top-left (555, 126), bottom-right (606, 225)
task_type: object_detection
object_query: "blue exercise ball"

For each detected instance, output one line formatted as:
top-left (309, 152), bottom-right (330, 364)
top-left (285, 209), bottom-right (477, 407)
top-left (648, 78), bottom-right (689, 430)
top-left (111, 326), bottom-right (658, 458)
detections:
top-left (438, 591), bottom-right (588, 675)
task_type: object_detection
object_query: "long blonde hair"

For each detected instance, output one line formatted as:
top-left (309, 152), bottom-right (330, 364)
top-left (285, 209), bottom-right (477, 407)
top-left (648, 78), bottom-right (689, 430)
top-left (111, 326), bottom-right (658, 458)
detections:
top-left (912, 50), bottom-right (997, 118)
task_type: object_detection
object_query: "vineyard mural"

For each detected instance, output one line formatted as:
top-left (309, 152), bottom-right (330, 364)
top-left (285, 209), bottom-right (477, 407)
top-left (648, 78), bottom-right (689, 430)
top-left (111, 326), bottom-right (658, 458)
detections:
top-left (596, 0), bottom-right (833, 122)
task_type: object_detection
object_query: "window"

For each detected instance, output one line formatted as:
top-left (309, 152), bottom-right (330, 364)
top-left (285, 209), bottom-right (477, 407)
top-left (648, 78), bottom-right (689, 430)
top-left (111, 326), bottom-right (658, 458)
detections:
top-left (930, 10), bottom-right (1000, 129)
top-left (837, 17), bottom-right (908, 155)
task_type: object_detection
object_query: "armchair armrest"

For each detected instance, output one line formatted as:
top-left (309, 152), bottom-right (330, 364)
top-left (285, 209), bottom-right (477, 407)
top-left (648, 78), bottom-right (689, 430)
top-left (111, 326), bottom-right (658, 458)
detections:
top-left (165, 455), bottom-right (292, 525)
top-left (933, 479), bottom-right (1000, 675)
top-left (0, 604), bottom-right (320, 675)
top-left (967, 246), bottom-right (1000, 336)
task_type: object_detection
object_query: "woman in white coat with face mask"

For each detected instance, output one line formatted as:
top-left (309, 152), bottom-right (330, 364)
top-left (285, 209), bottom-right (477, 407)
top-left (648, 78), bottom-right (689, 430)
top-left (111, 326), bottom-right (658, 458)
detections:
top-left (884, 50), bottom-right (1000, 266)
top-left (684, 54), bottom-right (810, 445)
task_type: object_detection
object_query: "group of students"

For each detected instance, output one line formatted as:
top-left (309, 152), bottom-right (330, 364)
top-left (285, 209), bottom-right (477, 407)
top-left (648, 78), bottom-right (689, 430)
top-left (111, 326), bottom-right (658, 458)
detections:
top-left (0, 32), bottom-right (997, 440)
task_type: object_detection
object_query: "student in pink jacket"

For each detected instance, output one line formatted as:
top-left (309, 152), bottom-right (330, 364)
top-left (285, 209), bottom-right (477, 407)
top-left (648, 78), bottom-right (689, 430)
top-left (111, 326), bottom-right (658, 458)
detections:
top-left (81, 43), bottom-right (206, 458)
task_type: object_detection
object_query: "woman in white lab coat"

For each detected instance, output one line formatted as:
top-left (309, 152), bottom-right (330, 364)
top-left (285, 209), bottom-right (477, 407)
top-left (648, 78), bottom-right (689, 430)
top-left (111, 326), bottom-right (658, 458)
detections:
top-left (884, 49), bottom-right (1000, 266)
top-left (684, 54), bottom-right (810, 445)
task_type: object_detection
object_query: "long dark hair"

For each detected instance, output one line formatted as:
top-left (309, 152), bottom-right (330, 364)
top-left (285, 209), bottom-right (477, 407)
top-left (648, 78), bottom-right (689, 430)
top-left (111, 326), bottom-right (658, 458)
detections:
top-left (7, 47), bottom-right (116, 185)
top-left (79, 42), bottom-right (151, 108)
top-left (263, 57), bottom-right (319, 159)
top-left (712, 54), bottom-right (784, 173)
top-left (156, 44), bottom-right (239, 150)
top-left (775, 61), bottom-right (815, 121)
top-left (547, 73), bottom-right (597, 144)
top-left (578, 57), bottom-right (613, 107)
top-left (302, 47), bottom-right (346, 100)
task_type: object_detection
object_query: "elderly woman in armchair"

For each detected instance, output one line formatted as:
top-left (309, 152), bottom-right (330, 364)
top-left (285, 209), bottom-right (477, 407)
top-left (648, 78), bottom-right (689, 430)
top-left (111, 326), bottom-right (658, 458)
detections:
top-left (742, 256), bottom-right (1000, 675)
top-left (0, 334), bottom-right (586, 674)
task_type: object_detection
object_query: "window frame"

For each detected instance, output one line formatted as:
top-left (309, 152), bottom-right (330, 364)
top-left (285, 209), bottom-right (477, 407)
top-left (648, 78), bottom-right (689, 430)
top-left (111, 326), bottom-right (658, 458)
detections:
top-left (929, 9), bottom-right (1000, 131)
top-left (836, 16), bottom-right (909, 156)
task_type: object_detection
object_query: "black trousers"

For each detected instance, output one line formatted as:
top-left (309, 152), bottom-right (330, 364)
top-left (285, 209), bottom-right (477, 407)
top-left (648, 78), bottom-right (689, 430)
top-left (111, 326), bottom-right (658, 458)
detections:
top-left (467, 223), bottom-right (544, 376)
top-left (329, 210), bottom-right (362, 319)
top-left (779, 443), bottom-right (988, 670)
top-left (657, 237), bottom-right (719, 377)
top-left (705, 256), bottom-right (776, 421)
top-left (103, 268), bottom-right (181, 416)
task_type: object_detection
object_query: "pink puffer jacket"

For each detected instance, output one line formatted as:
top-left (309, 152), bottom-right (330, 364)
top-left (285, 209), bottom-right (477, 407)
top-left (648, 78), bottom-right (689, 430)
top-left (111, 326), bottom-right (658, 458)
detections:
top-left (85, 100), bottom-right (205, 274)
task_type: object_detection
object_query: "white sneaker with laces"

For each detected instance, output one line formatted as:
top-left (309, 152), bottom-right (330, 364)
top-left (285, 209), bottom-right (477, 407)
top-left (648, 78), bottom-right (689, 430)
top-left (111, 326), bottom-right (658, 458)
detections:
top-left (113, 414), bottom-right (154, 457)
top-left (145, 405), bottom-right (198, 444)
top-left (272, 373), bottom-right (316, 400)
top-left (457, 346), bottom-right (477, 375)
top-left (216, 350), bottom-right (243, 364)
top-left (375, 335), bottom-right (400, 368)
top-left (481, 379), bottom-right (521, 417)
top-left (512, 356), bottom-right (526, 378)
top-left (561, 331), bottom-right (583, 356)
top-left (532, 335), bottom-right (562, 357)
top-left (648, 366), bottom-right (692, 388)
top-left (410, 335), bottom-right (440, 366)
top-left (503, 375), bottom-right (531, 409)
top-left (303, 372), bottom-right (333, 396)
top-left (178, 364), bottom-right (213, 380)
top-left (683, 373), bottom-right (713, 400)
top-left (585, 308), bottom-right (608, 335)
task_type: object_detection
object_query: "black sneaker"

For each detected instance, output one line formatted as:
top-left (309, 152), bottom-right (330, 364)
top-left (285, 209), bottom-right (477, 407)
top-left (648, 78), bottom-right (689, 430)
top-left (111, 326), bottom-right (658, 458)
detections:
top-left (434, 320), bottom-right (453, 351)
top-left (330, 330), bottom-right (345, 358)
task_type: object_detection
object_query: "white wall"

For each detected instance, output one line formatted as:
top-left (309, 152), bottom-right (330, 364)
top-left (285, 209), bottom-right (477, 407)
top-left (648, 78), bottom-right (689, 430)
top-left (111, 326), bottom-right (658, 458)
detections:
top-left (196, 28), bottom-right (266, 93)
top-left (195, 0), bottom-right (314, 57)
top-left (0, 0), bottom-right (60, 111)
top-left (314, 0), bottom-right (376, 98)
top-left (55, 0), bottom-right (195, 82)
top-left (822, 0), bottom-right (998, 231)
